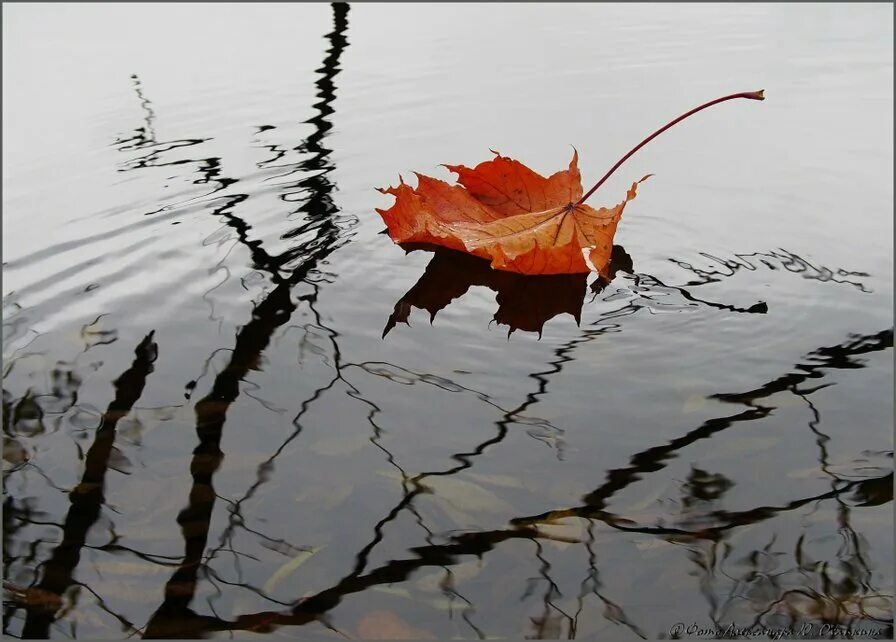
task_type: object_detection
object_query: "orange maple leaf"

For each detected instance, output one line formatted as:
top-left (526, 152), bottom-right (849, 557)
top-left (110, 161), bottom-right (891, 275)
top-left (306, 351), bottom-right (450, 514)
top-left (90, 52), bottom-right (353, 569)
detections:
top-left (376, 90), bottom-right (764, 276)
top-left (377, 151), bottom-right (644, 275)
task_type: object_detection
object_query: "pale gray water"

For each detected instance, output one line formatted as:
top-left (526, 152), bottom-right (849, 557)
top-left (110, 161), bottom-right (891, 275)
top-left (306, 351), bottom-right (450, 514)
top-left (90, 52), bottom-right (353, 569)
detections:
top-left (3, 4), bottom-right (893, 639)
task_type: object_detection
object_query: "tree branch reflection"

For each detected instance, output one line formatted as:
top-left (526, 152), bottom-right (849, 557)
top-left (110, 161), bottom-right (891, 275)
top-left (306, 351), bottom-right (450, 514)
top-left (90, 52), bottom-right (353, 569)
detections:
top-left (15, 332), bottom-right (158, 638)
top-left (142, 3), bottom-right (351, 637)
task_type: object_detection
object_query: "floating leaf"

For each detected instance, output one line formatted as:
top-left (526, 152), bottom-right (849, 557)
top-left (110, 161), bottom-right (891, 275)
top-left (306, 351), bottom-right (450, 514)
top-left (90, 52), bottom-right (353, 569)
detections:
top-left (416, 559), bottom-right (485, 593)
top-left (464, 472), bottom-right (525, 490)
top-left (536, 520), bottom-right (585, 551)
top-left (376, 91), bottom-right (764, 275)
top-left (3, 583), bottom-right (63, 611)
top-left (2, 438), bottom-right (29, 466)
top-left (373, 585), bottom-right (471, 613)
top-left (372, 585), bottom-right (414, 601)
top-left (262, 546), bottom-right (322, 595)
top-left (309, 432), bottom-right (370, 457)
top-left (356, 610), bottom-right (436, 640)
top-left (378, 470), bottom-right (515, 527)
top-left (377, 151), bottom-right (643, 275)
top-left (295, 481), bottom-right (354, 510)
top-left (422, 475), bottom-right (516, 515)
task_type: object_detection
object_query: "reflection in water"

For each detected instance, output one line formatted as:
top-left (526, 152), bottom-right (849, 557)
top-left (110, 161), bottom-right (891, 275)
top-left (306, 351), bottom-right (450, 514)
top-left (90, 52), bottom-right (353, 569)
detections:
top-left (137, 232), bottom-right (884, 636)
top-left (142, 286), bottom-right (300, 638)
top-left (3, 4), bottom-right (892, 640)
top-left (4, 163), bottom-right (890, 641)
top-left (112, 75), bottom-right (157, 153)
top-left (384, 245), bottom-right (620, 338)
top-left (388, 244), bottom-right (884, 340)
top-left (11, 332), bottom-right (158, 638)
top-left (5, 2), bottom-right (353, 639)
top-left (513, 328), bottom-right (893, 529)
top-left (140, 3), bottom-right (352, 638)
top-left (507, 328), bottom-right (893, 636)
top-left (71, 324), bottom-right (886, 638)
top-left (572, 521), bottom-right (646, 639)
top-left (712, 330), bottom-right (893, 406)
top-left (670, 250), bottom-right (872, 293)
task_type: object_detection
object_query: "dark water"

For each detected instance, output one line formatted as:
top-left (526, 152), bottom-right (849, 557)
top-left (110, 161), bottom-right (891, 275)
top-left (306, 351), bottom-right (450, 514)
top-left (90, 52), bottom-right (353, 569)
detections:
top-left (3, 4), bottom-right (893, 639)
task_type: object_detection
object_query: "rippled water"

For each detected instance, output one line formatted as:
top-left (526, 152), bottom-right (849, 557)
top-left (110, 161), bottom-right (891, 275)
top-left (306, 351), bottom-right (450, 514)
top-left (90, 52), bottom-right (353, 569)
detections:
top-left (3, 4), bottom-right (893, 639)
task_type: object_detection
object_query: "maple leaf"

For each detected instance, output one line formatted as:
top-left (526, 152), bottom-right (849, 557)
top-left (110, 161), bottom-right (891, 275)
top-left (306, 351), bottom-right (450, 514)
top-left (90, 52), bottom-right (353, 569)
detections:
top-left (376, 90), bottom-right (764, 276)
top-left (356, 610), bottom-right (435, 640)
top-left (377, 151), bottom-right (644, 275)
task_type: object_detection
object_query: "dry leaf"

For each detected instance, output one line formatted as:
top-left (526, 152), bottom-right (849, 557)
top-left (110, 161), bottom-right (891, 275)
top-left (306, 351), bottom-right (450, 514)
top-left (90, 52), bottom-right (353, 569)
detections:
top-left (421, 475), bottom-right (515, 515)
top-left (377, 151), bottom-right (645, 275)
top-left (356, 610), bottom-right (435, 640)
top-left (415, 559), bottom-right (484, 593)
top-left (262, 546), bottom-right (322, 595)
top-left (3, 583), bottom-right (63, 611)
top-left (377, 91), bottom-right (765, 276)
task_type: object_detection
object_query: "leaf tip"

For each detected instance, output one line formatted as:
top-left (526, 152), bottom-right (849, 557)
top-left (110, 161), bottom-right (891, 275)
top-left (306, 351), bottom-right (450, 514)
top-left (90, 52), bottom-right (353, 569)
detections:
top-left (442, 163), bottom-right (465, 178)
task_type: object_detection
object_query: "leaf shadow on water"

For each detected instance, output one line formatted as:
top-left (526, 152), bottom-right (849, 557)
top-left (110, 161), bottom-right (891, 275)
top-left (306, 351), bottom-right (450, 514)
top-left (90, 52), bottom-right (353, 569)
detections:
top-left (381, 242), bottom-right (781, 340)
top-left (383, 244), bottom-right (630, 339)
top-left (3, 2), bottom-right (892, 639)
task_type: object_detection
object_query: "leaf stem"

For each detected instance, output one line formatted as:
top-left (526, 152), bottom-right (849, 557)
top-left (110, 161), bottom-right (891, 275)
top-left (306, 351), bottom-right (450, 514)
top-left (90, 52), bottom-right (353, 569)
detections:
top-left (577, 90), bottom-right (765, 205)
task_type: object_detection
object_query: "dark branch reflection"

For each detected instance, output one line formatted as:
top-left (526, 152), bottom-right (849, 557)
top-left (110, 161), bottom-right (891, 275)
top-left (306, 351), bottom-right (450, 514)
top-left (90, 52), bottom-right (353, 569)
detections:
top-left (3, 5), bottom-right (891, 640)
top-left (142, 3), bottom-right (351, 638)
top-left (108, 325), bottom-right (891, 638)
top-left (670, 250), bottom-right (871, 292)
top-left (384, 242), bottom-right (875, 339)
top-left (384, 244), bottom-right (773, 338)
top-left (512, 328), bottom-right (893, 527)
top-left (58, 469), bottom-right (885, 637)
top-left (14, 332), bottom-right (158, 638)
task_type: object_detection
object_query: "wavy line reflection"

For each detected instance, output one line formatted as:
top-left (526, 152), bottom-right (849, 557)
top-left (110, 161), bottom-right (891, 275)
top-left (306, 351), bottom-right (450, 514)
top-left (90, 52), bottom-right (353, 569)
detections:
top-left (9, 332), bottom-right (158, 638)
top-left (142, 3), bottom-right (351, 638)
top-left (87, 326), bottom-right (889, 638)
top-left (3, 4), bottom-right (891, 639)
top-left (384, 243), bottom-right (871, 338)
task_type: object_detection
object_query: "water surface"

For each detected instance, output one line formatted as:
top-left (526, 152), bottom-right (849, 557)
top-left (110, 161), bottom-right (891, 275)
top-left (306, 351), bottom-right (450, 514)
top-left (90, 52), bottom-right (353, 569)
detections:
top-left (3, 3), bottom-right (893, 639)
